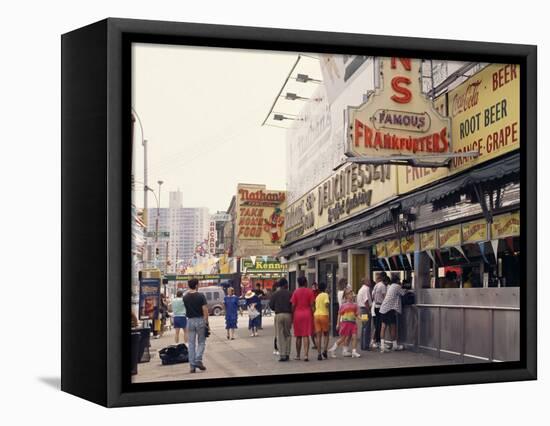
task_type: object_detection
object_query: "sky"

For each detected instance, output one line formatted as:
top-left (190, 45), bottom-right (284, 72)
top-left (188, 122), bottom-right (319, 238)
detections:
top-left (131, 43), bottom-right (318, 212)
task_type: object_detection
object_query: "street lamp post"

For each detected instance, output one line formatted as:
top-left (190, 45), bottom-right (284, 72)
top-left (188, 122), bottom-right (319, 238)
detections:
top-left (131, 107), bottom-right (149, 260)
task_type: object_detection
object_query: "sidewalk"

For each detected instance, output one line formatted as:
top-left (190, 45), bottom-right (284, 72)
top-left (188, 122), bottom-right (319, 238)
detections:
top-left (133, 314), bottom-right (456, 383)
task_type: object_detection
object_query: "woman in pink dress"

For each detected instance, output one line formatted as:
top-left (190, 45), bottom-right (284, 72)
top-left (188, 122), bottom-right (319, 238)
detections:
top-left (291, 276), bottom-right (315, 361)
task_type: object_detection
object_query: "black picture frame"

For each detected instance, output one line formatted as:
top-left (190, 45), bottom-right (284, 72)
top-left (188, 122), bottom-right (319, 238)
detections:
top-left (61, 17), bottom-right (537, 407)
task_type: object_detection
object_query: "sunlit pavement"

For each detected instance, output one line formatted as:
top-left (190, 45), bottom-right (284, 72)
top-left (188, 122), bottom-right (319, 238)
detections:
top-left (132, 314), bottom-right (457, 383)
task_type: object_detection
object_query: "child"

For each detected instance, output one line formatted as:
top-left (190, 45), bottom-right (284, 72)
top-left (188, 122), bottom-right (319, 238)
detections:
top-left (328, 288), bottom-right (361, 358)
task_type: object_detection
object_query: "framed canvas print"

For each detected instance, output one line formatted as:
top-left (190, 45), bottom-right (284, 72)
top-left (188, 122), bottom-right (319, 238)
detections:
top-left (61, 18), bottom-right (537, 407)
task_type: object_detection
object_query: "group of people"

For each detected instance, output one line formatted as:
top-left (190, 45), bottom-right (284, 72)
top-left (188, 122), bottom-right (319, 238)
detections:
top-left (220, 282), bottom-right (266, 338)
top-left (268, 271), bottom-right (409, 362)
top-left (166, 271), bottom-right (409, 373)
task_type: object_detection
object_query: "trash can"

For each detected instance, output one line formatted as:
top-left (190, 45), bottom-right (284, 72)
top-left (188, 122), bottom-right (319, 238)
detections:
top-left (130, 331), bottom-right (141, 375)
top-left (138, 327), bottom-right (151, 363)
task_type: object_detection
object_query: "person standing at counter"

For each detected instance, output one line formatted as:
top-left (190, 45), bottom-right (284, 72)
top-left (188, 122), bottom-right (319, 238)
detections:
top-left (356, 277), bottom-right (373, 350)
top-left (371, 272), bottom-right (388, 349)
top-left (379, 273), bottom-right (407, 353)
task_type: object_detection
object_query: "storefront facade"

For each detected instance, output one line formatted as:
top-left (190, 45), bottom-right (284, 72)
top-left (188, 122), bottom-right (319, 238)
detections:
top-left (279, 57), bottom-right (520, 362)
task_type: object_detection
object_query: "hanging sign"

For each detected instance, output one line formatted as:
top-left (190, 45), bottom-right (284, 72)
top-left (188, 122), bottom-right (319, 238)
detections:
top-left (401, 235), bottom-right (415, 253)
top-left (438, 225), bottom-right (462, 248)
top-left (347, 57), bottom-right (451, 159)
top-left (374, 241), bottom-right (387, 258)
top-left (420, 230), bottom-right (437, 251)
top-left (462, 219), bottom-right (488, 244)
top-left (240, 258), bottom-right (286, 273)
top-left (491, 211), bottom-right (520, 239)
top-left (386, 239), bottom-right (402, 257)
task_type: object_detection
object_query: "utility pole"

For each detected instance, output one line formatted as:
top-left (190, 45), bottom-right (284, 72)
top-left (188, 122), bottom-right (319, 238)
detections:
top-left (155, 180), bottom-right (164, 266)
top-left (143, 138), bottom-right (149, 263)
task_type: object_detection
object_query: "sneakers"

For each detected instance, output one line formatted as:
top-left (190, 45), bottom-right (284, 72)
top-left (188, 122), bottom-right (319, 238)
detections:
top-left (273, 350), bottom-right (280, 356)
top-left (317, 354), bottom-right (323, 361)
top-left (195, 361), bottom-right (206, 371)
top-left (322, 350), bottom-right (328, 359)
top-left (392, 341), bottom-right (404, 351)
top-left (371, 342), bottom-right (380, 350)
top-left (342, 349), bottom-right (352, 357)
top-left (328, 349), bottom-right (337, 358)
top-left (380, 339), bottom-right (387, 353)
top-left (351, 350), bottom-right (361, 358)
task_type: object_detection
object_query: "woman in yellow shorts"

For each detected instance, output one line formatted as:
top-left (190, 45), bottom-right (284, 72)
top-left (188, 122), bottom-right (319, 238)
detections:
top-left (314, 282), bottom-right (331, 361)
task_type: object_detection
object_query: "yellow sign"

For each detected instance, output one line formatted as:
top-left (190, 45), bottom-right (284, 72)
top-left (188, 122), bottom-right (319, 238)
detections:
top-left (420, 230), bottom-right (437, 251)
top-left (235, 184), bottom-right (286, 246)
top-left (397, 63), bottom-right (520, 194)
top-left (284, 163), bottom-right (397, 244)
top-left (491, 211), bottom-right (520, 239)
top-left (386, 239), bottom-right (401, 257)
top-left (401, 235), bottom-right (415, 253)
top-left (462, 219), bottom-right (488, 243)
top-left (438, 225), bottom-right (462, 248)
top-left (448, 63), bottom-right (519, 173)
top-left (398, 165), bottom-right (448, 194)
top-left (374, 242), bottom-right (387, 258)
top-left (347, 57), bottom-right (451, 158)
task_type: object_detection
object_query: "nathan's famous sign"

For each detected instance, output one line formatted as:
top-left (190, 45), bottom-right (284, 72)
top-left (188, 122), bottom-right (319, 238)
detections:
top-left (284, 162), bottom-right (397, 244)
top-left (347, 57), bottom-right (451, 158)
top-left (236, 184), bottom-right (286, 244)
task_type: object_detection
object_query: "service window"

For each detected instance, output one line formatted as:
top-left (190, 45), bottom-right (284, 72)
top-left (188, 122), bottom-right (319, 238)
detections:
top-left (206, 292), bottom-right (212, 301)
top-left (214, 292), bottom-right (220, 300)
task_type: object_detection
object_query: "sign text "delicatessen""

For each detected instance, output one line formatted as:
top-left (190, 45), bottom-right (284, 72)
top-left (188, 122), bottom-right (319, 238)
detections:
top-left (284, 162), bottom-right (395, 243)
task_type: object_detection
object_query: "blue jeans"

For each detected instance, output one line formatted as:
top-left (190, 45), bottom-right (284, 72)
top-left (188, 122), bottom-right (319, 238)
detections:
top-left (187, 317), bottom-right (206, 366)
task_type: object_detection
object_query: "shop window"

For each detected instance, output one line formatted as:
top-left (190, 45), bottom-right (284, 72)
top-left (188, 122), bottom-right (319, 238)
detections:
top-left (430, 236), bottom-right (520, 288)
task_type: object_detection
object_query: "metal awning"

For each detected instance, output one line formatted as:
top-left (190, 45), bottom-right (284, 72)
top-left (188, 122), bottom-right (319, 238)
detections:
top-left (278, 152), bottom-right (520, 259)
top-left (396, 152), bottom-right (519, 211)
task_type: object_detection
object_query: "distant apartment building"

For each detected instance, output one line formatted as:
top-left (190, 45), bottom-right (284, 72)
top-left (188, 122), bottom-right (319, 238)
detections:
top-left (145, 190), bottom-right (210, 272)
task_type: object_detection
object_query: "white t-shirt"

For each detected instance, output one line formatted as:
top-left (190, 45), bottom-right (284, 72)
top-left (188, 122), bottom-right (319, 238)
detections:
top-left (356, 285), bottom-right (372, 310)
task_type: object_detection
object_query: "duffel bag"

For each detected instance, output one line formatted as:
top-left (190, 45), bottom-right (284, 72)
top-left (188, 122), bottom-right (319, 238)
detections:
top-left (159, 343), bottom-right (189, 365)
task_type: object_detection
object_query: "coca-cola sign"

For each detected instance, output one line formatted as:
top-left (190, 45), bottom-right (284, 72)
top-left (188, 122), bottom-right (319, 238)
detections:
top-left (451, 80), bottom-right (481, 116)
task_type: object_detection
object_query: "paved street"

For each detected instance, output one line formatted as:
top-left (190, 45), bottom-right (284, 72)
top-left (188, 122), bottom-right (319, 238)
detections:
top-left (133, 313), bottom-right (457, 383)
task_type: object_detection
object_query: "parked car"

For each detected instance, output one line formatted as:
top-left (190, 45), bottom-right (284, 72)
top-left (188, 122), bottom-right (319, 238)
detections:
top-left (184, 286), bottom-right (225, 316)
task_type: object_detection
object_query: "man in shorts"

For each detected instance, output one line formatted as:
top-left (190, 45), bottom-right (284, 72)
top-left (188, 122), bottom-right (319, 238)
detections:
top-left (379, 273), bottom-right (407, 352)
top-left (314, 282), bottom-right (330, 360)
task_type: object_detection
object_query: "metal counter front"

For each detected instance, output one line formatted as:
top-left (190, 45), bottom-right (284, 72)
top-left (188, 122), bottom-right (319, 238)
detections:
top-left (399, 287), bottom-right (520, 362)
